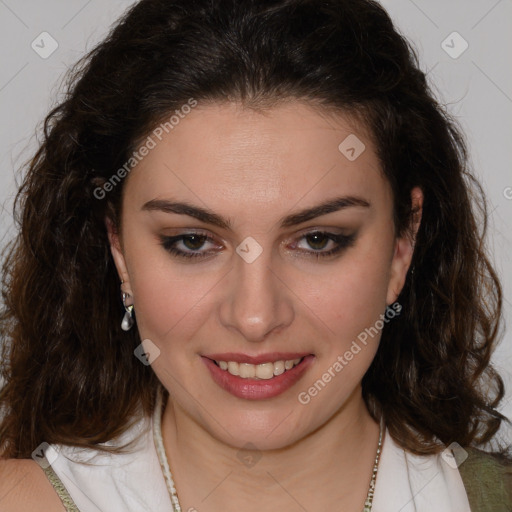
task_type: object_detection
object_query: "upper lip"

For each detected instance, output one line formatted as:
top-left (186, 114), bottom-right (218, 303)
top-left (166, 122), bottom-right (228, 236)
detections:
top-left (203, 352), bottom-right (312, 365)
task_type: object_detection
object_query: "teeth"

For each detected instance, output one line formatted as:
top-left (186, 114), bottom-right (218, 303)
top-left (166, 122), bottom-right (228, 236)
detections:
top-left (284, 360), bottom-right (294, 370)
top-left (215, 358), bottom-right (302, 379)
top-left (273, 360), bottom-right (285, 376)
top-left (239, 363), bottom-right (256, 378)
top-left (227, 361), bottom-right (239, 376)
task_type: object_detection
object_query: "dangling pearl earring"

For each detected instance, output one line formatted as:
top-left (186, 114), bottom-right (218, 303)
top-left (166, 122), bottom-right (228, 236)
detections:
top-left (120, 282), bottom-right (135, 331)
top-left (121, 292), bottom-right (134, 331)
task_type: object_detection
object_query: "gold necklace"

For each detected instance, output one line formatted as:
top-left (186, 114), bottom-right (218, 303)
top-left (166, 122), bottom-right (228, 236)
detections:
top-left (153, 387), bottom-right (384, 512)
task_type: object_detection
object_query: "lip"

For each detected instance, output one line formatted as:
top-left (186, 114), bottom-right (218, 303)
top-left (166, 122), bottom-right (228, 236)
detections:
top-left (202, 352), bottom-right (311, 365)
top-left (201, 354), bottom-right (315, 400)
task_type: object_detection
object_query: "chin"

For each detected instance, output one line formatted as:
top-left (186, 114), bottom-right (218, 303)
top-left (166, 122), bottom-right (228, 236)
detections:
top-left (203, 406), bottom-right (311, 451)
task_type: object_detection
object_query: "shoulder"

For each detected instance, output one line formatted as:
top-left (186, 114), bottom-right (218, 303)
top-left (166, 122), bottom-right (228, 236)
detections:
top-left (461, 446), bottom-right (512, 474)
top-left (0, 458), bottom-right (65, 511)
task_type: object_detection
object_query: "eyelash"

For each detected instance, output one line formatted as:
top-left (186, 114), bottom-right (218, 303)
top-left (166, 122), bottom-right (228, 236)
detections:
top-left (160, 231), bottom-right (356, 261)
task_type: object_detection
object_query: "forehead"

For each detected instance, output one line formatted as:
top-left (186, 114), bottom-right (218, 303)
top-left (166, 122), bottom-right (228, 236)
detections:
top-left (124, 101), bottom-right (390, 221)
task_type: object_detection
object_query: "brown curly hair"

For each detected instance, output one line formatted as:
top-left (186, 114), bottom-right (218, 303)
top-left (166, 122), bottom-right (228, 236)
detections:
top-left (1, 0), bottom-right (510, 461)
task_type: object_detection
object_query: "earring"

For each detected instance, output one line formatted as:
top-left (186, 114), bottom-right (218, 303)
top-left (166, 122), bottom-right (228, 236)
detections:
top-left (121, 285), bottom-right (135, 331)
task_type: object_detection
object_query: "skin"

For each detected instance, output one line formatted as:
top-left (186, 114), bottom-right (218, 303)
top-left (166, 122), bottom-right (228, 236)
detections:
top-left (108, 101), bottom-right (423, 512)
top-left (0, 459), bottom-right (65, 511)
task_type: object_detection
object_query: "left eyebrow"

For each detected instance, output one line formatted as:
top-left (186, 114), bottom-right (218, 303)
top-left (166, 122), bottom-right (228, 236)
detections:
top-left (141, 195), bottom-right (371, 230)
top-left (279, 195), bottom-right (371, 228)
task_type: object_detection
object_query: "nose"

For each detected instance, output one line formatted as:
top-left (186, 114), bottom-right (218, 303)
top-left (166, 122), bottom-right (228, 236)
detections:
top-left (218, 245), bottom-right (294, 343)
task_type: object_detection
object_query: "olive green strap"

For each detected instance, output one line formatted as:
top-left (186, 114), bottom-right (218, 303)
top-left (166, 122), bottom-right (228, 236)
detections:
top-left (457, 447), bottom-right (512, 512)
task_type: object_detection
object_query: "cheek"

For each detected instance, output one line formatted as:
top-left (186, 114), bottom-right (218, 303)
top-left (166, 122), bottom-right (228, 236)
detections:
top-left (133, 275), bottom-right (214, 344)
top-left (294, 254), bottom-right (391, 408)
top-left (300, 249), bottom-right (392, 344)
top-left (126, 243), bottom-right (219, 345)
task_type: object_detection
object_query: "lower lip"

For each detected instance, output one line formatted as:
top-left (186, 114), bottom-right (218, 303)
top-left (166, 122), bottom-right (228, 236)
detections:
top-left (202, 355), bottom-right (315, 400)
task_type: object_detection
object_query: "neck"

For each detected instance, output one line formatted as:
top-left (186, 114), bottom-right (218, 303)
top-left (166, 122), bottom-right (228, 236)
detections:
top-left (160, 385), bottom-right (383, 512)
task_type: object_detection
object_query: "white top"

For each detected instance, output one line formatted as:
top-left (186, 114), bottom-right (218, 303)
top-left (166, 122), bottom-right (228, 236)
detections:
top-left (40, 397), bottom-right (472, 512)
top-left (41, 409), bottom-right (173, 512)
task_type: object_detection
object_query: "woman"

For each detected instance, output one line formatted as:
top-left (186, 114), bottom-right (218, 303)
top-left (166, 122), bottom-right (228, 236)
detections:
top-left (0, 0), bottom-right (510, 510)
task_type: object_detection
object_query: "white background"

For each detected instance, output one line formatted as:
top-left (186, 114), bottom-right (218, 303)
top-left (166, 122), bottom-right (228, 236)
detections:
top-left (0, 1), bottom-right (511, 437)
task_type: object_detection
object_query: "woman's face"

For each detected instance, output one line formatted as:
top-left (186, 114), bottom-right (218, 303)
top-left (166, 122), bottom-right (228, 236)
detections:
top-left (109, 101), bottom-right (421, 450)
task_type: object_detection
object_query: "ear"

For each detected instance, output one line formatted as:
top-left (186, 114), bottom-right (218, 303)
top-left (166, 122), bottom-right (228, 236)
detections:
top-left (386, 186), bottom-right (423, 305)
top-left (105, 217), bottom-right (132, 295)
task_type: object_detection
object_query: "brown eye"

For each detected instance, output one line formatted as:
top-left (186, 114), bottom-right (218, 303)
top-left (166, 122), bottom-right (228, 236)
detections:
top-left (304, 232), bottom-right (330, 251)
top-left (293, 231), bottom-right (357, 259)
top-left (160, 232), bottom-right (221, 260)
top-left (181, 234), bottom-right (208, 250)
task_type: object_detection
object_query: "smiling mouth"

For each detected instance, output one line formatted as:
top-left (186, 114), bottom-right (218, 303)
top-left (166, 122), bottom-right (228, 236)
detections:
top-left (202, 354), bottom-right (315, 400)
top-left (212, 357), bottom-right (305, 380)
